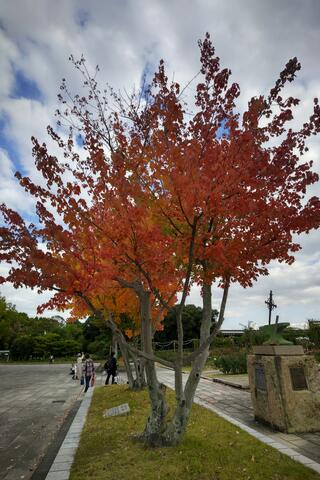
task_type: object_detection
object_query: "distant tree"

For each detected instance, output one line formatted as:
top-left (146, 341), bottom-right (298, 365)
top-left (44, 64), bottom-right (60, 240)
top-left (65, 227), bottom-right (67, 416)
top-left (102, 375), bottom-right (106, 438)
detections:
top-left (28, 316), bottom-right (62, 336)
top-left (0, 296), bottom-right (30, 349)
top-left (33, 333), bottom-right (60, 358)
top-left (154, 305), bottom-right (218, 344)
top-left (10, 335), bottom-right (35, 360)
top-left (62, 321), bottom-right (84, 345)
top-left (59, 338), bottom-right (81, 357)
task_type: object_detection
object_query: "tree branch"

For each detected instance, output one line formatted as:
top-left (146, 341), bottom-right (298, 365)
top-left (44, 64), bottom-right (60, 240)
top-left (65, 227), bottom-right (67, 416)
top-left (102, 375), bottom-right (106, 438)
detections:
top-left (185, 276), bottom-right (230, 362)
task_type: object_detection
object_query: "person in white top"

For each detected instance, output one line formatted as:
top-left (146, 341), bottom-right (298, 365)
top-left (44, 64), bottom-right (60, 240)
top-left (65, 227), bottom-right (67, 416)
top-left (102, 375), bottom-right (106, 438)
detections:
top-left (76, 352), bottom-right (84, 380)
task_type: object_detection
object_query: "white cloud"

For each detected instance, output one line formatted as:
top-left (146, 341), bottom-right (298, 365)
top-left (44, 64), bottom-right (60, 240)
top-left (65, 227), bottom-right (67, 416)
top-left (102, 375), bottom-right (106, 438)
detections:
top-left (0, 148), bottom-right (35, 213)
top-left (0, 28), bottom-right (18, 100)
top-left (0, 263), bottom-right (65, 318)
top-left (0, 0), bottom-right (320, 325)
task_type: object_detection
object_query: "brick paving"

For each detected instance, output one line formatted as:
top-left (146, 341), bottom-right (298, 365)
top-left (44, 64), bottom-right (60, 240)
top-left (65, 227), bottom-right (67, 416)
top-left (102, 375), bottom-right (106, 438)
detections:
top-left (0, 364), bottom-right (82, 480)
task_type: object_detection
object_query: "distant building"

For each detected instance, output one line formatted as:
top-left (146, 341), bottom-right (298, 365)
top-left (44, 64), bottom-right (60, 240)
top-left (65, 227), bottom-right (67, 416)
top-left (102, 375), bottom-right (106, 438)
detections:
top-left (220, 329), bottom-right (244, 337)
top-left (51, 315), bottom-right (65, 324)
top-left (0, 350), bottom-right (10, 361)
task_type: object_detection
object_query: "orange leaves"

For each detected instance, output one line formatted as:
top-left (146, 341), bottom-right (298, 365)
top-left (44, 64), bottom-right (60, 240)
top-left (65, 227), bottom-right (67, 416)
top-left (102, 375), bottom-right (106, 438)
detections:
top-left (1, 34), bottom-right (320, 327)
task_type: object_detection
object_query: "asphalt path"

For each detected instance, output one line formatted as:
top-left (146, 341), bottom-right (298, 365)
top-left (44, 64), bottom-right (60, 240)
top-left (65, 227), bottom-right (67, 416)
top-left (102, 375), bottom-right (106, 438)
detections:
top-left (0, 364), bottom-right (82, 480)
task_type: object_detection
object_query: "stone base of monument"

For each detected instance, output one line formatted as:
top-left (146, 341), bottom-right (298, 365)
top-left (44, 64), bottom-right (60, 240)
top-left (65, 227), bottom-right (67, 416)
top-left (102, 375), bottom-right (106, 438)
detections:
top-left (247, 346), bottom-right (320, 433)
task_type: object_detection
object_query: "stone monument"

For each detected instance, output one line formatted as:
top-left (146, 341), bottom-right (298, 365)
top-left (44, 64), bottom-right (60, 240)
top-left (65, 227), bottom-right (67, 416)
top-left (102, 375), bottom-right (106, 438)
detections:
top-left (247, 320), bottom-right (320, 433)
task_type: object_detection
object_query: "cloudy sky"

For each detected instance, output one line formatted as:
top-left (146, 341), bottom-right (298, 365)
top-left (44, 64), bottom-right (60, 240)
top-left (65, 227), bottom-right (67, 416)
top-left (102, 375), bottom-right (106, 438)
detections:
top-left (0, 0), bottom-right (320, 328)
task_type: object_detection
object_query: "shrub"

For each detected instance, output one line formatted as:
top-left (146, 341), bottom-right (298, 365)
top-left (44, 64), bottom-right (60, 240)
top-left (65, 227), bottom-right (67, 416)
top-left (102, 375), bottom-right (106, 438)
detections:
top-left (309, 323), bottom-right (320, 348)
top-left (155, 349), bottom-right (193, 366)
top-left (214, 353), bottom-right (248, 374)
top-left (313, 351), bottom-right (320, 363)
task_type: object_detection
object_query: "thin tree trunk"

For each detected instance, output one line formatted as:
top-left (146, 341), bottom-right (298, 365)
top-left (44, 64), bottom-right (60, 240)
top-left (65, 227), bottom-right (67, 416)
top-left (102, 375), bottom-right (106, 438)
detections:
top-left (137, 290), bottom-right (168, 447)
top-left (116, 333), bottom-right (135, 388)
top-left (111, 333), bottom-right (118, 356)
top-left (163, 282), bottom-right (212, 444)
top-left (113, 327), bottom-right (147, 390)
top-left (131, 353), bottom-right (146, 389)
top-left (163, 280), bottom-right (230, 445)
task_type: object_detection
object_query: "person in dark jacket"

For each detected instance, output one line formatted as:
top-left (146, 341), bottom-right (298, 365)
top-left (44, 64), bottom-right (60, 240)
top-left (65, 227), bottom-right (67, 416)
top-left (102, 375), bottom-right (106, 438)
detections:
top-left (105, 351), bottom-right (117, 385)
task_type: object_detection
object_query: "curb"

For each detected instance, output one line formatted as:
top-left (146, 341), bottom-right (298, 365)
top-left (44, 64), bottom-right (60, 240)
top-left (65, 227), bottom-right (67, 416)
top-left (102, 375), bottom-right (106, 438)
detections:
top-left (210, 376), bottom-right (250, 390)
top-left (44, 387), bottom-right (95, 480)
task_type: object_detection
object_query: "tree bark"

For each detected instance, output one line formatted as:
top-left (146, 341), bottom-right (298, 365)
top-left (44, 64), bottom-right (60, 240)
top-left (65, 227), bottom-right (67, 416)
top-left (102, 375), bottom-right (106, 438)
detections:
top-left (137, 290), bottom-right (169, 447)
top-left (116, 332), bottom-right (136, 389)
top-left (113, 326), bottom-right (147, 390)
top-left (162, 282), bottom-right (213, 445)
top-left (131, 354), bottom-right (146, 389)
top-left (162, 280), bottom-right (230, 446)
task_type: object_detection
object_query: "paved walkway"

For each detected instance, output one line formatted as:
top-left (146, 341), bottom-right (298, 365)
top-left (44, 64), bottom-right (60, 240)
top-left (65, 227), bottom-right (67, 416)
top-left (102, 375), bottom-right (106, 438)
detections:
top-left (0, 364), bottom-right (82, 480)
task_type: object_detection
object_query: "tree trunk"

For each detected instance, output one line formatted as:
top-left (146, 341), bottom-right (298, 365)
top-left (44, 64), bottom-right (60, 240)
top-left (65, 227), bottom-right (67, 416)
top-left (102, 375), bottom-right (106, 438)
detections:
top-left (116, 333), bottom-right (136, 389)
top-left (137, 290), bottom-right (169, 447)
top-left (162, 282), bottom-right (213, 445)
top-left (111, 333), bottom-right (118, 357)
top-left (105, 315), bottom-right (145, 390)
top-left (113, 329), bottom-right (147, 390)
top-left (131, 354), bottom-right (146, 389)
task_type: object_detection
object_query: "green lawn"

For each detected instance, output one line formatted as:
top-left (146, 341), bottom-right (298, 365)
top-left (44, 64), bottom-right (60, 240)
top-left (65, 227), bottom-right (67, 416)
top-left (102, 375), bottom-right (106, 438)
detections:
top-left (70, 386), bottom-right (320, 480)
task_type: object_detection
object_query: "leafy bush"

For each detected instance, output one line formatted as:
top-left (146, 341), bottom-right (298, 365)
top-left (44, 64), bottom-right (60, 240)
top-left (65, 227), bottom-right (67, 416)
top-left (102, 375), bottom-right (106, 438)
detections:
top-left (212, 335), bottom-right (236, 347)
top-left (214, 353), bottom-right (248, 374)
top-left (237, 329), bottom-right (268, 348)
top-left (155, 349), bottom-right (193, 366)
top-left (313, 351), bottom-right (320, 363)
top-left (309, 323), bottom-right (320, 348)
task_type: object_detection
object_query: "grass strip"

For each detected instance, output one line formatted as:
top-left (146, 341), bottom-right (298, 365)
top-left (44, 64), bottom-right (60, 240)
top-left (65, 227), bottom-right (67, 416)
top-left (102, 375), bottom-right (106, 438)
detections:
top-left (70, 385), bottom-right (320, 480)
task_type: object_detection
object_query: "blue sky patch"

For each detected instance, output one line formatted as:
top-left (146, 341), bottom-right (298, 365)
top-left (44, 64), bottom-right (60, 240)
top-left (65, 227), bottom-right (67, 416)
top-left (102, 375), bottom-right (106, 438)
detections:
top-left (76, 133), bottom-right (85, 147)
top-left (11, 68), bottom-right (43, 102)
top-left (75, 9), bottom-right (90, 28)
top-left (0, 113), bottom-right (27, 176)
top-left (140, 61), bottom-right (154, 101)
top-left (216, 118), bottom-right (230, 139)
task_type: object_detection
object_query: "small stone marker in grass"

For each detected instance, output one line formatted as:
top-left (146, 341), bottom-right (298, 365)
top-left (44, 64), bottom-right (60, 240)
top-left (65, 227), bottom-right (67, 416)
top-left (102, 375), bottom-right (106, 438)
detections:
top-left (103, 403), bottom-right (130, 418)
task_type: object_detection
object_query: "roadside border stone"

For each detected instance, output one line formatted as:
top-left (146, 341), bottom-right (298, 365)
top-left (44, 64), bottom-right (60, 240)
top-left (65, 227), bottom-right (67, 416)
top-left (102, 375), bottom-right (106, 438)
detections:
top-left (44, 387), bottom-right (94, 480)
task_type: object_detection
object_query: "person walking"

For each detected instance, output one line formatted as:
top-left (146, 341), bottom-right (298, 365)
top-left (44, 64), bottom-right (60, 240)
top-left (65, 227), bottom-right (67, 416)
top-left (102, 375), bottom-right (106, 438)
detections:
top-left (105, 351), bottom-right (117, 385)
top-left (76, 353), bottom-right (83, 381)
top-left (83, 353), bottom-right (95, 392)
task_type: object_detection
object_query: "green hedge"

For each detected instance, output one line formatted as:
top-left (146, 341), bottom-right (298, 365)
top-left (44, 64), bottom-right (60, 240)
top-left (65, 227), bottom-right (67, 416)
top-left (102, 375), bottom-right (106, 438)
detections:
top-left (155, 348), bottom-right (193, 366)
top-left (214, 353), bottom-right (248, 374)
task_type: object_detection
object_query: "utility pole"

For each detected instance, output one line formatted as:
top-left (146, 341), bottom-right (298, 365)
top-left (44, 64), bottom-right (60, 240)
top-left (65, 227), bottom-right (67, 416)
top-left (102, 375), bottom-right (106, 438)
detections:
top-left (265, 290), bottom-right (277, 325)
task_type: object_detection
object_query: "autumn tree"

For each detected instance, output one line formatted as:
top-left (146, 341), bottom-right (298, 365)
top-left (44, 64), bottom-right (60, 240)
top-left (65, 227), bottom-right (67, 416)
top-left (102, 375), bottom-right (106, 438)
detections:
top-left (1, 34), bottom-right (320, 447)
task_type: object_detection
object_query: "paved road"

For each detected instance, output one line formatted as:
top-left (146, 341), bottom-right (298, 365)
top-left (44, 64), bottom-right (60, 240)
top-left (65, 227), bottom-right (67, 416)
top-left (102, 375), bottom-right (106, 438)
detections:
top-left (157, 367), bottom-right (320, 464)
top-left (0, 364), bottom-right (82, 480)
